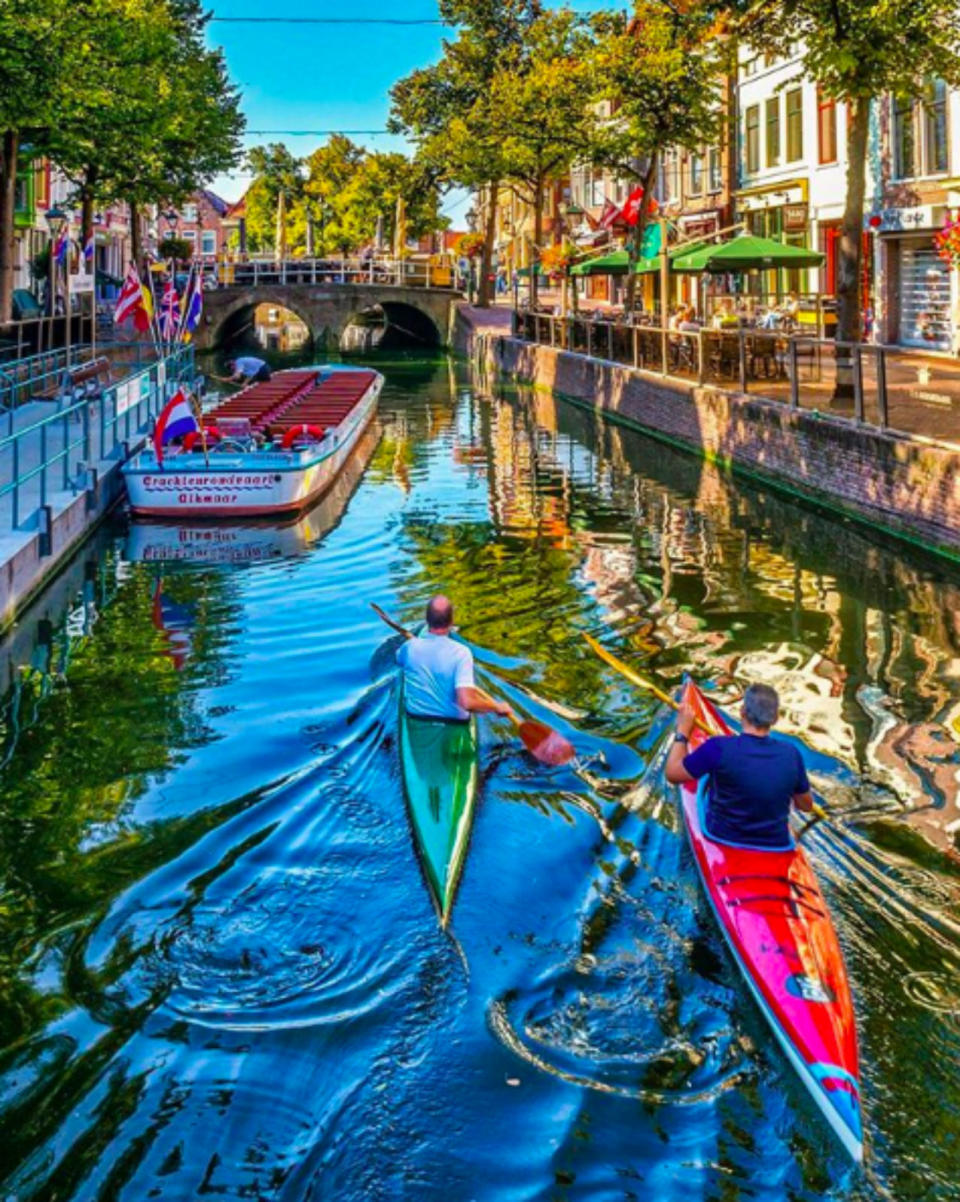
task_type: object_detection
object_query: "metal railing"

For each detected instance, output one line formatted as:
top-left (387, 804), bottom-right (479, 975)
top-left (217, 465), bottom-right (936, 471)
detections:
top-left (513, 310), bottom-right (960, 445)
top-left (213, 256), bottom-right (462, 291)
top-left (0, 302), bottom-right (97, 362)
top-left (0, 345), bottom-right (195, 531)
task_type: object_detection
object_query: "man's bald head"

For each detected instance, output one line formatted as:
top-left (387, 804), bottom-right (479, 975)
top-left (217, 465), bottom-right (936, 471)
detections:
top-left (426, 594), bottom-right (454, 631)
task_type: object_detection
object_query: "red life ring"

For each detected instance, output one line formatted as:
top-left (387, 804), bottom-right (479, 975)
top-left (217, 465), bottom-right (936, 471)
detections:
top-left (281, 423), bottom-right (326, 449)
top-left (183, 426), bottom-right (221, 451)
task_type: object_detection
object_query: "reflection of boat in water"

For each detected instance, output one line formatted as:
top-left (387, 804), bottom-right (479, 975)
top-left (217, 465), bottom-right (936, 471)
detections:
top-left (123, 365), bottom-right (382, 517)
top-left (125, 423), bottom-right (381, 565)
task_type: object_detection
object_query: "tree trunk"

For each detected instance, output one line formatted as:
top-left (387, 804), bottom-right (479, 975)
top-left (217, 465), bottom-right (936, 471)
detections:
top-left (130, 199), bottom-right (142, 271)
top-left (81, 168), bottom-right (97, 248)
top-left (834, 95), bottom-right (870, 401)
top-left (0, 130), bottom-right (20, 326)
top-left (625, 158), bottom-right (657, 314)
top-left (477, 181), bottom-right (498, 308)
top-left (530, 176), bottom-right (544, 309)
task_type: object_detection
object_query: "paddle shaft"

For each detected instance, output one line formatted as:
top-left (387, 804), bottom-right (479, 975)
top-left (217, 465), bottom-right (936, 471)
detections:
top-left (584, 632), bottom-right (830, 826)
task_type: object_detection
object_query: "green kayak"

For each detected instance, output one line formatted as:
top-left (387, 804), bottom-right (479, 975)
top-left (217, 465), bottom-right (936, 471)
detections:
top-left (399, 696), bottom-right (479, 926)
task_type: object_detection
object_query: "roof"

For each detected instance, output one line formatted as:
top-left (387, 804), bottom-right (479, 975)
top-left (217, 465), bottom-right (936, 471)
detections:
top-left (198, 188), bottom-right (230, 216)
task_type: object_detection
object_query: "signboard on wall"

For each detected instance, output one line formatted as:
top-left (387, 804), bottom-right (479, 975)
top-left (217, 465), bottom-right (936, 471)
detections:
top-left (783, 204), bottom-right (808, 232)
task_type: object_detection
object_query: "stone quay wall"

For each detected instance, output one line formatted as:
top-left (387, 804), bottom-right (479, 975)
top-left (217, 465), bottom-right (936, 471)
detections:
top-left (455, 307), bottom-right (960, 561)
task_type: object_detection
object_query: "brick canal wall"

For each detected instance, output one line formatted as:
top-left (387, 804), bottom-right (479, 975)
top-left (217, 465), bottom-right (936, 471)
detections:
top-left (455, 307), bottom-right (960, 561)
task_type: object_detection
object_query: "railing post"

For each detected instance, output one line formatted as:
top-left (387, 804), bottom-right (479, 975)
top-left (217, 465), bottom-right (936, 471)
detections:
top-left (852, 343), bottom-right (864, 422)
top-left (876, 346), bottom-right (888, 428)
top-left (12, 436), bottom-right (19, 527)
top-left (697, 331), bottom-right (705, 385)
top-left (586, 320), bottom-right (592, 358)
top-left (40, 422), bottom-right (47, 505)
top-left (607, 322), bottom-right (614, 362)
top-left (632, 325), bottom-right (639, 368)
top-left (738, 332), bottom-right (748, 393)
top-left (62, 409), bottom-right (69, 489)
top-left (789, 338), bottom-right (799, 407)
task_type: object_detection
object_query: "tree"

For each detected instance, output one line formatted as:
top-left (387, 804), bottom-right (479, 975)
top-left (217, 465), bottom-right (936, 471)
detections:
top-left (390, 0), bottom-right (542, 306)
top-left (585, 0), bottom-right (724, 311)
top-left (0, 0), bottom-right (76, 322)
top-left (244, 143), bottom-right (304, 252)
top-left (488, 8), bottom-right (596, 306)
top-left (732, 0), bottom-right (960, 377)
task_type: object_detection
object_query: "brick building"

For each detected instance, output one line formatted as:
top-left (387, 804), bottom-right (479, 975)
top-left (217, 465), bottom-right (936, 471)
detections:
top-left (164, 189), bottom-right (231, 262)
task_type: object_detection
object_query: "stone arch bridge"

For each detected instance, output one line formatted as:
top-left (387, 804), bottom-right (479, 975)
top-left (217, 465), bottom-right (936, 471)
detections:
top-left (195, 282), bottom-right (463, 352)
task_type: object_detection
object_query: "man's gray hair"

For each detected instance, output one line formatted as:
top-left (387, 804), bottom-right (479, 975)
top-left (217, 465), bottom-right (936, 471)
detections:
top-left (426, 595), bottom-right (454, 630)
top-left (742, 683), bottom-right (780, 729)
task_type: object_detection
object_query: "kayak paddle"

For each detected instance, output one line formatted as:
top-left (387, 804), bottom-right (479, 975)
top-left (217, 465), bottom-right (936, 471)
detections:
top-left (372, 603), bottom-right (575, 766)
top-left (583, 632), bottom-right (832, 828)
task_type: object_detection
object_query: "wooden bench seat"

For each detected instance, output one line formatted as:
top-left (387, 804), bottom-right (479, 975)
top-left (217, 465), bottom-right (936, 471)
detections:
top-left (33, 355), bottom-right (115, 404)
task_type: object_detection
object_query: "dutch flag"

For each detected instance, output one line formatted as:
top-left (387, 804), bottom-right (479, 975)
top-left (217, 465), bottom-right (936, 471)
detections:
top-left (153, 388), bottom-right (199, 468)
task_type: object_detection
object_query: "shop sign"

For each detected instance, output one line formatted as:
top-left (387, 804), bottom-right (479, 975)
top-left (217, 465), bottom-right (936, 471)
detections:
top-left (870, 205), bottom-right (939, 232)
top-left (783, 204), bottom-right (808, 231)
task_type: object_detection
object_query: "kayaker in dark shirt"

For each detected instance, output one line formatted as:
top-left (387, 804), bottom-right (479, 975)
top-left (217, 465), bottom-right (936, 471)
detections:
top-left (665, 683), bottom-right (814, 849)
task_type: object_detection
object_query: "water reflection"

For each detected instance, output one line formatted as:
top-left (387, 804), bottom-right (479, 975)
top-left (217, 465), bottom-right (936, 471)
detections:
top-left (0, 355), bottom-right (959, 1198)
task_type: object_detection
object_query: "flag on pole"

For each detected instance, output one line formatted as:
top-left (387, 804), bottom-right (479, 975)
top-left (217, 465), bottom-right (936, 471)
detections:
top-left (158, 280), bottom-right (180, 341)
top-left (153, 388), bottom-right (199, 467)
top-left (182, 271), bottom-right (203, 335)
top-left (54, 230), bottom-right (69, 266)
top-left (83, 235), bottom-right (95, 263)
top-left (599, 198), bottom-right (621, 229)
top-left (621, 186), bottom-right (660, 227)
top-left (115, 263), bottom-right (146, 323)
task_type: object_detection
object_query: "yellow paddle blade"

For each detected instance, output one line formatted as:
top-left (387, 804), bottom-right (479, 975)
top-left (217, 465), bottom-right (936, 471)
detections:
top-left (583, 632), bottom-right (677, 711)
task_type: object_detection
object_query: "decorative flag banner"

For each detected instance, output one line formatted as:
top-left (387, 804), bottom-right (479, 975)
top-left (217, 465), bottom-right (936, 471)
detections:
top-left (151, 579), bottom-right (194, 671)
top-left (83, 235), bottom-right (95, 263)
top-left (115, 263), bottom-right (146, 324)
top-left (599, 198), bottom-right (621, 230)
top-left (54, 230), bottom-right (69, 266)
top-left (621, 186), bottom-right (660, 228)
top-left (153, 388), bottom-right (199, 467)
top-left (158, 281), bottom-right (180, 341)
top-left (182, 272), bottom-right (203, 336)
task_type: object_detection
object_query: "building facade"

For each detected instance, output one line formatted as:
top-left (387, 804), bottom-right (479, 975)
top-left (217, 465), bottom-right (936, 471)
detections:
top-left (162, 189), bottom-right (231, 262)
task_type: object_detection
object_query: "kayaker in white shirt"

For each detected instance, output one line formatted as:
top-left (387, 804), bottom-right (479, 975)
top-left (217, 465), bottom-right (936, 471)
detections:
top-left (397, 595), bottom-right (516, 723)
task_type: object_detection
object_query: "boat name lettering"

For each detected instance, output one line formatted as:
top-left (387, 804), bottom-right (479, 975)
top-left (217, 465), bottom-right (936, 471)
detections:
top-left (142, 474), bottom-right (275, 490)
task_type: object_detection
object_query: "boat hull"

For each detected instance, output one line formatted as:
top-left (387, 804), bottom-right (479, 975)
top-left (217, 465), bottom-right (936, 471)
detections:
top-left (123, 369), bottom-right (381, 517)
top-left (678, 681), bottom-right (863, 1161)
top-left (399, 689), bottom-right (479, 926)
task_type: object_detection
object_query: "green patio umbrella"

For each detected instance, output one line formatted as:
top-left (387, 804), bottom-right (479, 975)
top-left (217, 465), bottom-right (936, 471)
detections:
top-left (516, 262), bottom-right (546, 278)
top-left (571, 242), bottom-right (708, 276)
top-left (671, 233), bottom-right (824, 273)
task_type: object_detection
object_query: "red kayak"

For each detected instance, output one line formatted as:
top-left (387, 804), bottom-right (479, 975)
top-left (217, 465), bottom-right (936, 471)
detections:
top-left (679, 680), bottom-right (863, 1162)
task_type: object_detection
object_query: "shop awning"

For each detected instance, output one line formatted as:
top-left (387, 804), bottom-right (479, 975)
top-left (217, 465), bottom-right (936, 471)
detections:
top-left (515, 263), bottom-right (546, 278)
top-left (671, 233), bottom-right (824, 273)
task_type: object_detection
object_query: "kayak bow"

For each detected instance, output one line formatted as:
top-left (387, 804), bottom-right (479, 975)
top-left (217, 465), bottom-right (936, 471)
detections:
top-left (679, 680), bottom-right (863, 1162)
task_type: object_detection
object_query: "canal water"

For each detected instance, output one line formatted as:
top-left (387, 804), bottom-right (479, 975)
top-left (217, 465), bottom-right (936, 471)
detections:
top-left (1, 353), bottom-right (959, 1201)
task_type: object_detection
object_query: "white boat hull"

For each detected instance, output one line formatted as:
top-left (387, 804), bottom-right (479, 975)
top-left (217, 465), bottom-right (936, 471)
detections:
top-left (123, 369), bottom-right (382, 518)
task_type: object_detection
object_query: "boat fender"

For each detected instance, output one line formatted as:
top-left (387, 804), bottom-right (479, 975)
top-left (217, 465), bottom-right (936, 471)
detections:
top-left (183, 427), bottom-right (221, 451)
top-left (281, 424), bottom-right (326, 448)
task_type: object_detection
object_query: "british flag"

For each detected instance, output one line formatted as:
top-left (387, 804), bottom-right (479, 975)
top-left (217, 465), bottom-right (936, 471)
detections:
top-left (158, 280), bottom-right (180, 341)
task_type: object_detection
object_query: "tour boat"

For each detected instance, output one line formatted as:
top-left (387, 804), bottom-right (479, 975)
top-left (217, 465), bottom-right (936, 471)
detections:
top-left (123, 364), bottom-right (383, 517)
top-left (679, 679), bottom-right (863, 1162)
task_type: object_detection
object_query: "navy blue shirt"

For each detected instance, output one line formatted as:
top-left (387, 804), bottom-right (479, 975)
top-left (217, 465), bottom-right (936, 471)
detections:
top-left (683, 733), bottom-right (810, 849)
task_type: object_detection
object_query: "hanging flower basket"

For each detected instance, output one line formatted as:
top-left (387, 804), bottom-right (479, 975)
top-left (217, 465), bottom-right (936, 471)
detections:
top-left (454, 232), bottom-right (485, 260)
top-left (934, 217), bottom-right (960, 270)
top-left (539, 242), bottom-right (577, 281)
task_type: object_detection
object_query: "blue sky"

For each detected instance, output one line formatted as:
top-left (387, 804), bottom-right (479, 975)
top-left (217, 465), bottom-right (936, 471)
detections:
top-left (206, 1), bottom-right (615, 226)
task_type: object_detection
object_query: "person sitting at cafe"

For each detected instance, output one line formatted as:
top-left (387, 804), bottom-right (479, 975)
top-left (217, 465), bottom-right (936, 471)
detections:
top-left (711, 297), bottom-right (739, 329)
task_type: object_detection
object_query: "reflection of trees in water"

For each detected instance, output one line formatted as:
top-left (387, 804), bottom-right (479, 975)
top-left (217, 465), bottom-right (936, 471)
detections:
top-left (455, 370), bottom-right (960, 852)
top-left (0, 566), bottom-right (235, 1049)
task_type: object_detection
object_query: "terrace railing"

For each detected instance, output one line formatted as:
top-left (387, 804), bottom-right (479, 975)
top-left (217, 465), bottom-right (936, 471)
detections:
top-left (215, 256), bottom-right (461, 291)
top-left (0, 345), bottom-right (195, 532)
top-left (512, 311), bottom-right (960, 447)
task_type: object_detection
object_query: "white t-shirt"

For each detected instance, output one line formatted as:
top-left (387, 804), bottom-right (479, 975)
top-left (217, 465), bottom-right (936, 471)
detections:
top-left (397, 632), bottom-right (475, 720)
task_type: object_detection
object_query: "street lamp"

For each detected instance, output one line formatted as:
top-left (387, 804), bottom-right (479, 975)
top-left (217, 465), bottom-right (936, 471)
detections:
top-left (44, 205), bottom-right (67, 318)
top-left (162, 208), bottom-right (179, 235)
top-left (305, 201), bottom-right (316, 258)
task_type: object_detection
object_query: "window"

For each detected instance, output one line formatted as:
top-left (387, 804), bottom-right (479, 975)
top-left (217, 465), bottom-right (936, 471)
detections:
top-left (745, 105), bottom-right (760, 173)
top-left (817, 88), bottom-right (837, 164)
top-left (662, 149), bottom-right (681, 201)
top-left (201, 230), bottom-right (216, 256)
top-left (689, 150), bottom-right (703, 195)
top-left (743, 57), bottom-right (758, 78)
top-left (785, 88), bottom-right (803, 161)
top-left (591, 176), bottom-right (605, 207)
top-left (181, 229), bottom-right (196, 242)
top-left (923, 78), bottom-right (948, 174)
top-left (894, 94), bottom-right (915, 177)
top-left (708, 146), bottom-right (722, 192)
top-left (765, 97), bottom-right (780, 166)
top-left (182, 203), bottom-right (198, 222)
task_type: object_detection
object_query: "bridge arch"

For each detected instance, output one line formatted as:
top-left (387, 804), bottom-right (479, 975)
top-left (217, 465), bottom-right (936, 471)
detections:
top-left (214, 293), bottom-right (315, 356)
top-left (197, 282), bottom-right (459, 352)
top-left (341, 300), bottom-right (441, 351)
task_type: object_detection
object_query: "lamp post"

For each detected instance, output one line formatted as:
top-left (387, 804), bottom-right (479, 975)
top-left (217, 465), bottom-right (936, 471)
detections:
top-left (305, 202), bottom-right (316, 258)
top-left (44, 205), bottom-right (68, 360)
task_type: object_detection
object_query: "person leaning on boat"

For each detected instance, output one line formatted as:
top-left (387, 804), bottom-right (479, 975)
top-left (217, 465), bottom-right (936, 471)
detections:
top-left (212, 356), bottom-right (272, 385)
top-left (665, 683), bottom-right (814, 849)
top-left (397, 595), bottom-right (515, 724)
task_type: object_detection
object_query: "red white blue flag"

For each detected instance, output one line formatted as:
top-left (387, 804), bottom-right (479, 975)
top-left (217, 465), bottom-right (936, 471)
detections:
top-left (182, 272), bottom-right (203, 335)
top-left (54, 230), bottom-right (69, 265)
top-left (153, 388), bottom-right (199, 467)
top-left (151, 579), bottom-right (194, 671)
top-left (82, 235), bottom-right (95, 263)
top-left (158, 280), bottom-right (180, 341)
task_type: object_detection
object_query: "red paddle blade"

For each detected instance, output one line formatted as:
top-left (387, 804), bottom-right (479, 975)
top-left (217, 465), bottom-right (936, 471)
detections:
top-left (518, 720), bottom-right (575, 766)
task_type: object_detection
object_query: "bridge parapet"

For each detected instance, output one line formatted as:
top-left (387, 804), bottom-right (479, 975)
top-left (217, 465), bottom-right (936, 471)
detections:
top-left (210, 256), bottom-right (460, 292)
